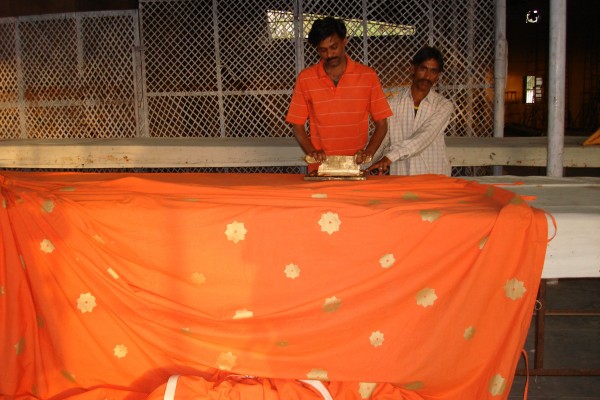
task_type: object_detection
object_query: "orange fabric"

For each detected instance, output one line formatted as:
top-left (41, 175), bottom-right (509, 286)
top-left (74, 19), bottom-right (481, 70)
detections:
top-left (0, 173), bottom-right (547, 399)
top-left (146, 375), bottom-right (425, 400)
top-left (286, 55), bottom-right (393, 155)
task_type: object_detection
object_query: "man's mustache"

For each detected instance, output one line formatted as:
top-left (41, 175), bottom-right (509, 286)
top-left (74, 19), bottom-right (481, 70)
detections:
top-left (417, 78), bottom-right (433, 86)
top-left (325, 57), bottom-right (340, 63)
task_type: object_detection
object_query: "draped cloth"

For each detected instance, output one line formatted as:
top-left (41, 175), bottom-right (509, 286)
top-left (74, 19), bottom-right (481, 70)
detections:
top-left (0, 173), bottom-right (548, 400)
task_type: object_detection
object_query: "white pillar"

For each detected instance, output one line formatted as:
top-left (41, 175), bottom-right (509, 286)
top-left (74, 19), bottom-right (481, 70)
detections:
top-left (547, 0), bottom-right (567, 177)
top-left (493, 0), bottom-right (507, 176)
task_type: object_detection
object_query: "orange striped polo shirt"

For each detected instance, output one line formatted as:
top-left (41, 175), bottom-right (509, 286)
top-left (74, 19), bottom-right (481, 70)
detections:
top-left (286, 55), bottom-right (392, 155)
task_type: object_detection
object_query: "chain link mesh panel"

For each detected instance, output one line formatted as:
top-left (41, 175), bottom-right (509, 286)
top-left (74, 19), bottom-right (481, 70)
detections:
top-left (139, 0), bottom-right (494, 140)
top-left (0, 11), bottom-right (139, 139)
top-left (140, 0), bottom-right (297, 138)
top-left (0, 19), bottom-right (20, 139)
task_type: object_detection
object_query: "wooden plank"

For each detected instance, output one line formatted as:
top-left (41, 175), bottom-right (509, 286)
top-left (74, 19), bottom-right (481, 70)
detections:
top-left (0, 138), bottom-right (306, 169)
top-left (447, 136), bottom-right (600, 167)
top-left (0, 136), bottom-right (598, 169)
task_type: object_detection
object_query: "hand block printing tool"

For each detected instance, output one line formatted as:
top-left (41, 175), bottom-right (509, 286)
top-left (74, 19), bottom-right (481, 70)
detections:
top-left (303, 155), bottom-right (371, 181)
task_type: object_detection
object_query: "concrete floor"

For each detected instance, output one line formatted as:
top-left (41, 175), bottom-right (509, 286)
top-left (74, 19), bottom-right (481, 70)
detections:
top-left (508, 279), bottom-right (600, 399)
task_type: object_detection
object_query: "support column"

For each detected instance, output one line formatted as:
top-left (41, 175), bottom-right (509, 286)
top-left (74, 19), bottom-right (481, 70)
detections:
top-left (547, 0), bottom-right (567, 177)
top-left (493, 0), bottom-right (507, 176)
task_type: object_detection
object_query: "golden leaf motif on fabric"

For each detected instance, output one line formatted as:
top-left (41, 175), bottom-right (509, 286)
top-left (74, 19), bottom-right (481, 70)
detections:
top-left (2, 198), bottom-right (6, 208)
top-left (113, 344), bottom-right (128, 358)
top-left (485, 186), bottom-right (494, 197)
top-left (369, 331), bottom-right (384, 347)
top-left (76, 292), bottom-right (97, 313)
top-left (41, 200), bottom-right (55, 213)
top-left (0, 286), bottom-right (4, 296)
top-left (358, 382), bottom-right (377, 399)
top-left (225, 221), bottom-right (247, 243)
top-left (190, 272), bottom-right (206, 285)
top-left (284, 263), bottom-right (301, 279)
top-left (368, 199), bottom-right (381, 205)
top-left (479, 236), bottom-right (489, 250)
top-left (93, 234), bottom-right (105, 244)
top-left (488, 374), bottom-right (506, 396)
top-left (311, 193), bottom-right (328, 199)
top-left (419, 210), bottom-right (441, 222)
top-left (40, 239), bottom-right (55, 254)
top-left (402, 192), bottom-right (419, 200)
top-left (379, 253), bottom-right (396, 269)
top-left (181, 327), bottom-right (192, 334)
top-left (319, 211), bottom-right (341, 235)
top-left (306, 368), bottom-right (329, 381)
top-left (416, 288), bottom-right (437, 308)
top-left (403, 381), bottom-right (424, 390)
top-left (233, 309), bottom-right (254, 319)
top-left (107, 268), bottom-right (120, 279)
top-left (510, 196), bottom-right (525, 205)
top-left (61, 370), bottom-right (76, 382)
top-left (216, 351), bottom-right (237, 371)
top-left (322, 296), bottom-right (342, 313)
top-left (504, 278), bottom-right (527, 300)
top-left (464, 326), bottom-right (476, 340)
top-left (59, 186), bottom-right (76, 192)
top-left (36, 316), bottom-right (45, 328)
top-left (275, 340), bottom-right (289, 347)
top-left (14, 337), bottom-right (25, 355)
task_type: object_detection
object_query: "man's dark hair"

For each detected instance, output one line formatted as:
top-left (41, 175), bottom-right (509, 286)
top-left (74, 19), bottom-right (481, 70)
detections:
top-left (412, 46), bottom-right (444, 72)
top-left (307, 17), bottom-right (347, 47)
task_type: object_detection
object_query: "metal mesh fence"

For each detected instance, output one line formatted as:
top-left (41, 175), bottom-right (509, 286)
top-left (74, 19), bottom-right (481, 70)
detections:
top-left (0, 11), bottom-right (139, 140)
top-left (0, 0), bottom-right (495, 175)
top-left (139, 0), bottom-right (495, 140)
top-left (0, 18), bottom-right (20, 139)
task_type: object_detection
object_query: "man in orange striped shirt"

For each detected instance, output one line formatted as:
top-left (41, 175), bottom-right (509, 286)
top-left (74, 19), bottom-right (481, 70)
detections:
top-left (286, 17), bottom-right (392, 172)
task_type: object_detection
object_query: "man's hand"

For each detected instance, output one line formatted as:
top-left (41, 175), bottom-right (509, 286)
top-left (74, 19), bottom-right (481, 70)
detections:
top-left (367, 156), bottom-right (392, 175)
top-left (305, 149), bottom-right (327, 163)
top-left (354, 149), bottom-right (373, 165)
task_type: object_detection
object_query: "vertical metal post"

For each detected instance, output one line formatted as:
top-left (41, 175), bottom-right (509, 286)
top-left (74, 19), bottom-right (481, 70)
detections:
top-left (14, 19), bottom-right (27, 139)
top-left (427, 0), bottom-right (434, 45)
top-left (466, 0), bottom-right (475, 138)
top-left (534, 280), bottom-right (547, 370)
top-left (547, 0), bottom-right (566, 177)
top-left (294, 0), bottom-right (304, 75)
top-left (133, 9), bottom-right (149, 138)
top-left (361, 0), bottom-right (369, 65)
top-left (75, 16), bottom-right (84, 77)
top-left (212, 0), bottom-right (226, 137)
top-left (75, 15), bottom-right (85, 138)
top-left (493, 0), bottom-right (507, 176)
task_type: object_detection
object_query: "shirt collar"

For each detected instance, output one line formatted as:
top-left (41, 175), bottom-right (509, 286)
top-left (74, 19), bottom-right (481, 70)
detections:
top-left (317, 54), bottom-right (355, 79)
top-left (409, 87), bottom-right (437, 104)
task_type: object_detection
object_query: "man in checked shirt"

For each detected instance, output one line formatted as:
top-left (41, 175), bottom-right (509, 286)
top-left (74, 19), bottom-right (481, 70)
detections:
top-left (368, 47), bottom-right (454, 176)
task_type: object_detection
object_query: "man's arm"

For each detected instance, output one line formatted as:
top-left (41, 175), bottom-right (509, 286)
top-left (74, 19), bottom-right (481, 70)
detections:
top-left (291, 124), bottom-right (326, 162)
top-left (355, 118), bottom-right (388, 164)
top-left (365, 118), bottom-right (388, 156)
